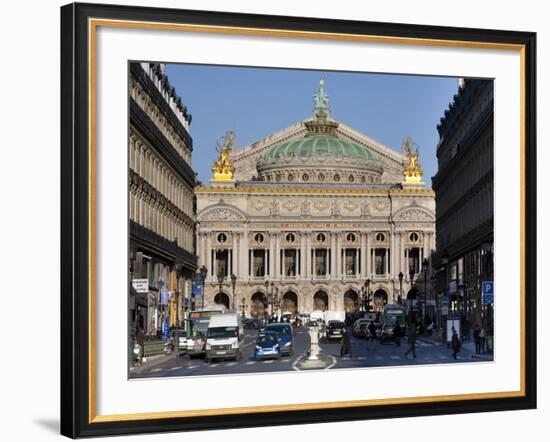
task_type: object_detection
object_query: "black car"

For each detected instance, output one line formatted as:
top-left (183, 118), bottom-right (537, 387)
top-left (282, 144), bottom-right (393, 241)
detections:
top-left (380, 323), bottom-right (403, 344)
top-left (325, 320), bottom-right (346, 341)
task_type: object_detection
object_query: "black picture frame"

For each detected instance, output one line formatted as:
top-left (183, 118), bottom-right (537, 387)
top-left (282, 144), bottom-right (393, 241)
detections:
top-left (60, 2), bottom-right (537, 438)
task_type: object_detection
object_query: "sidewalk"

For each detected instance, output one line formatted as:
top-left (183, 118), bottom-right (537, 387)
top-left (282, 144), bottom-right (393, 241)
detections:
top-left (416, 335), bottom-right (493, 360)
top-left (129, 351), bottom-right (183, 375)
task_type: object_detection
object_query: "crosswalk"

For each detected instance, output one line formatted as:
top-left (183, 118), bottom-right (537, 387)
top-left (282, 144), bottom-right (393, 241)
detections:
top-left (145, 357), bottom-right (297, 373)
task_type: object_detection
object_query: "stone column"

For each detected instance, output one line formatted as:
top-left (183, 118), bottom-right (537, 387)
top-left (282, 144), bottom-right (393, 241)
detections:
top-left (232, 233), bottom-right (239, 277)
top-left (269, 233), bottom-right (275, 277)
top-left (300, 233), bottom-right (306, 277)
top-left (335, 234), bottom-right (341, 278)
top-left (274, 234), bottom-right (280, 279)
top-left (360, 233), bottom-right (367, 277)
top-left (330, 233), bottom-right (337, 278)
top-left (305, 233), bottom-right (311, 278)
top-left (355, 247), bottom-right (360, 276)
top-left (228, 248), bottom-right (232, 278)
top-left (390, 228), bottom-right (396, 278)
top-left (206, 233), bottom-right (212, 280)
top-left (239, 231), bottom-right (248, 280)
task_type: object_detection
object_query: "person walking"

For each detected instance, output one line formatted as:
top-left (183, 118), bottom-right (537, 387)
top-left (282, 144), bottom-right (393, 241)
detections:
top-left (479, 325), bottom-right (486, 354)
top-left (393, 321), bottom-right (402, 346)
top-left (451, 326), bottom-right (462, 359)
top-left (367, 320), bottom-right (377, 351)
top-left (404, 321), bottom-right (417, 358)
top-left (340, 327), bottom-right (352, 358)
top-left (473, 324), bottom-right (482, 354)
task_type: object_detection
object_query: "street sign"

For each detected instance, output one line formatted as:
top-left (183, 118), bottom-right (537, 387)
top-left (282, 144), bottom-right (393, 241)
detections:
top-left (132, 278), bottom-right (149, 293)
top-left (482, 281), bottom-right (494, 305)
top-left (441, 296), bottom-right (449, 306)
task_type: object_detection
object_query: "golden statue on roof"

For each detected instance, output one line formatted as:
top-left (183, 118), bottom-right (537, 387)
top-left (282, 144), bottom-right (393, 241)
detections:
top-left (211, 131), bottom-right (236, 181)
top-left (402, 136), bottom-right (423, 184)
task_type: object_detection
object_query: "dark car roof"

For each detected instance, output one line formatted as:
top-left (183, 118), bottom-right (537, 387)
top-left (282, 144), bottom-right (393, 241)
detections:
top-left (265, 323), bottom-right (292, 334)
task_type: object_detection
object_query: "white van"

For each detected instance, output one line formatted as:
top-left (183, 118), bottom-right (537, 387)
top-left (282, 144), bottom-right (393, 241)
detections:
top-left (205, 313), bottom-right (243, 362)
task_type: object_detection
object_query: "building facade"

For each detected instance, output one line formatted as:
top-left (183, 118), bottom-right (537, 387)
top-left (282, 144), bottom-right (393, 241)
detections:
top-left (196, 81), bottom-right (436, 318)
top-left (129, 62), bottom-right (197, 339)
top-left (432, 78), bottom-right (494, 337)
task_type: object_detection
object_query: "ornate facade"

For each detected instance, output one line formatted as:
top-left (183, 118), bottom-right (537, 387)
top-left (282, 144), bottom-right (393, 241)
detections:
top-left (196, 80), bottom-right (435, 317)
top-left (129, 62), bottom-right (197, 338)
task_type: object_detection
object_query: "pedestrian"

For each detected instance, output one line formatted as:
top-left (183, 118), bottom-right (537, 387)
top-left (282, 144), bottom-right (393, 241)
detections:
top-left (404, 321), bottom-right (417, 358)
top-left (367, 320), bottom-right (377, 351)
top-left (473, 324), bottom-right (481, 354)
top-left (393, 321), bottom-right (402, 346)
top-left (451, 326), bottom-right (462, 359)
top-left (340, 327), bottom-right (352, 358)
top-left (479, 325), bottom-right (486, 354)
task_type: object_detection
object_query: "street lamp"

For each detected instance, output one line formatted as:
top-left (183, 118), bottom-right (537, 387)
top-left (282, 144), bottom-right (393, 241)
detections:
top-left (264, 279), bottom-right (270, 321)
top-left (230, 273), bottom-right (237, 311)
top-left (364, 278), bottom-right (371, 312)
top-left (398, 272), bottom-right (404, 305)
top-left (217, 271), bottom-right (224, 308)
top-left (240, 297), bottom-right (248, 318)
top-left (422, 258), bottom-right (429, 321)
top-left (199, 265), bottom-right (207, 309)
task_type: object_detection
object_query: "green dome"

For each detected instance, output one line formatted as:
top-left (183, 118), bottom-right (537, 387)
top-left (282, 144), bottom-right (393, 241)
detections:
top-left (262, 135), bottom-right (379, 162)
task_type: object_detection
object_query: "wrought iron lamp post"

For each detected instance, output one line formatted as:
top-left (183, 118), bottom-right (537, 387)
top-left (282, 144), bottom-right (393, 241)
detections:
top-left (230, 273), bottom-right (237, 311)
top-left (364, 278), bottom-right (371, 312)
top-left (217, 271), bottom-right (224, 308)
top-left (199, 265), bottom-right (207, 309)
top-left (398, 271), bottom-right (404, 305)
top-left (422, 258), bottom-right (429, 321)
top-left (264, 279), bottom-right (270, 321)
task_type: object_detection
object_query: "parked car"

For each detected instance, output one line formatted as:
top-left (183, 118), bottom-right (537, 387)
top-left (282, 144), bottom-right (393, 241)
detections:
top-left (380, 323), bottom-right (402, 345)
top-left (264, 323), bottom-right (294, 356)
top-left (352, 319), bottom-right (370, 337)
top-left (242, 318), bottom-right (262, 329)
top-left (325, 320), bottom-right (346, 341)
top-left (254, 332), bottom-right (282, 360)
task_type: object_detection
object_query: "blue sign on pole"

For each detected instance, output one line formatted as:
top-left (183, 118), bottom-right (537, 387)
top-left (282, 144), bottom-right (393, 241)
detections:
top-left (160, 287), bottom-right (169, 305)
top-left (192, 282), bottom-right (202, 302)
top-left (482, 281), bottom-right (494, 304)
top-left (162, 321), bottom-right (170, 341)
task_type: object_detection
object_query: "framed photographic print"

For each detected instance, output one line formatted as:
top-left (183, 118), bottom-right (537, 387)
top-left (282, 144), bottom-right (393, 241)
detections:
top-left (60, 2), bottom-right (537, 438)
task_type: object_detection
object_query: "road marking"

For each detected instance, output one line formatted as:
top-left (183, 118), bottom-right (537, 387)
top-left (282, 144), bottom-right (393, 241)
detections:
top-left (390, 355), bottom-right (400, 360)
top-left (209, 364), bottom-right (219, 367)
top-left (280, 359), bottom-right (291, 362)
top-left (325, 355), bottom-right (337, 370)
top-left (375, 356), bottom-right (384, 360)
top-left (226, 362), bottom-right (238, 366)
top-left (151, 368), bottom-right (163, 373)
top-left (245, 361), bottom-right (256, 365)
top-left (292, 356), bottom-right (303, 371)
top-left (168, 367), bottom-right (181, 371)
top-left (438, 355), bottom-right (449, 360)
top-left (263, 360), bottom-right (274, 364)
top-left (358, 357), bottom-right (366, 361)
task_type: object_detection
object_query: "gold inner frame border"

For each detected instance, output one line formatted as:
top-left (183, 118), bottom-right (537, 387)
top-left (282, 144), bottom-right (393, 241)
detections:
top-left (87, 17), bottom-right (527, 423)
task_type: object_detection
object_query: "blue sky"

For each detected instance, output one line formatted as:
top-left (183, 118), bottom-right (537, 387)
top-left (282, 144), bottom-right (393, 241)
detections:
top-left (166, 64), bottom-right (459, 188)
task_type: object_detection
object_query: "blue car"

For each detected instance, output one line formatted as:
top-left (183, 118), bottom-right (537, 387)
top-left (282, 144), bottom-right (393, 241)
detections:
top-left (255, 332), bottom-right (281, 360)
top-left (264, 323), bottom-right (294, 356)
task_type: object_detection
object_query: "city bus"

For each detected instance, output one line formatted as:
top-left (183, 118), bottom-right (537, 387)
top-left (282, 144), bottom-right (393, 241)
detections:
top-left (382, 304), bottom-right (407, 327)
top-left (180, 305), bottom-right (226, 356)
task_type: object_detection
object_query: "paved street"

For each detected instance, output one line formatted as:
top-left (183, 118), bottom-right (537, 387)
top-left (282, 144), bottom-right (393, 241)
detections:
top-left (131, 326), bottom-right (492, 378)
